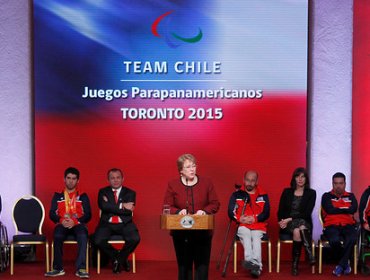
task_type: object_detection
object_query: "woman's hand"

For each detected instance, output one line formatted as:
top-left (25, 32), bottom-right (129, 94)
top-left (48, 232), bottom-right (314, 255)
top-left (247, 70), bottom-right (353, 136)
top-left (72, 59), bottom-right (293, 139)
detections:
top-left (278, 218), bottom-right (291, 229)
top-left (195, 210), bottom-right (206, 215)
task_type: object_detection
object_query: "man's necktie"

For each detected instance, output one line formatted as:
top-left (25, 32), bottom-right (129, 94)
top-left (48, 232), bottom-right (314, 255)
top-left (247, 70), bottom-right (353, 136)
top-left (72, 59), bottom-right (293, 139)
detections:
top-left (112, 190), bottom-right (119, 223)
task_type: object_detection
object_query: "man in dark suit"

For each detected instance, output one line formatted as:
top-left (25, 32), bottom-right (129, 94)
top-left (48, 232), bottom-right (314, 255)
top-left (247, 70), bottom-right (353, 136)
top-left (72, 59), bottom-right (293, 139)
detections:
top-left (94, 168), bottom-right (140, 274)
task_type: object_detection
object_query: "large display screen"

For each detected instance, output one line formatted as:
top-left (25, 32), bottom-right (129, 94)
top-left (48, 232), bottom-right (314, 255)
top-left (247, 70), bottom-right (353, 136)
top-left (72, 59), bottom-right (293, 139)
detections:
top-left (34, 0), bottom-right (308, 260)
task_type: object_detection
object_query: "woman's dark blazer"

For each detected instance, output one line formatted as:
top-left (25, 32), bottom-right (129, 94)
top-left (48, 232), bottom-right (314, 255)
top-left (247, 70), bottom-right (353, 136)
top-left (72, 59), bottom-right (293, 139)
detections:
top-left (277, 187), bottom-right (316, 228)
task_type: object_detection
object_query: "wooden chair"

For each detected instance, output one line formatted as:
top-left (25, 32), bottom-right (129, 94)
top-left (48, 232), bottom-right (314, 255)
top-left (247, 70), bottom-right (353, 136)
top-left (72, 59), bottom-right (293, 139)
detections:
top-left (96, 235), bottom-right (136, 274)
top-left (318, 207), bottom-right (357, 274)
top-left (96, 210), bottom-right (136, 274)
top-left (10, 195), bottom-right (49, 275)
top-left (358, 229), bottom-right (370, 275)
top-left (233, 233), bottom-right (272, 273)
top-left (276, 231), bottom-right (315, 273)
top-left (51, 234), bottom-right (89, 272)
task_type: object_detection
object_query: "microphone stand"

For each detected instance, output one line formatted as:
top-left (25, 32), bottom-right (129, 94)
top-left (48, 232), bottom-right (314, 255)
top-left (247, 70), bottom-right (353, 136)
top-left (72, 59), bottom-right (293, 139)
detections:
top-left (217, 184), bottom-right (242, 270)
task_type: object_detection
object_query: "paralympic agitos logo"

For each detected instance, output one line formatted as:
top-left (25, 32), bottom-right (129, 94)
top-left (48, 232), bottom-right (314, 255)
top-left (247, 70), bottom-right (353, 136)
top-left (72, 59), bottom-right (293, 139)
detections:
top-left (151, 10), bottom-right (203, 48)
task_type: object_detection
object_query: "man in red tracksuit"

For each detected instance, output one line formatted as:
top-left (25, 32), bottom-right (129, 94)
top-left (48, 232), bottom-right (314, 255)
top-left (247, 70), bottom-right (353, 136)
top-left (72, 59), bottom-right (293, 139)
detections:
top-left (359, 186), bottom-right (370, 274)
top-left (228, 170), bottom-right (270, 278)
top-left (321, 172), bottom-right (358, 277)
top-left (359, 186), bottom-right (370, 232)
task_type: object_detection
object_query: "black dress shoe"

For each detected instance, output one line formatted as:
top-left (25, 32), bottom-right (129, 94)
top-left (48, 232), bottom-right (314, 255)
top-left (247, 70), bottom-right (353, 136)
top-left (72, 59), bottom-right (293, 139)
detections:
top-left (123, 260), bottom-right (130, 272)
top-left (113, 260), bottom-right (121, 274)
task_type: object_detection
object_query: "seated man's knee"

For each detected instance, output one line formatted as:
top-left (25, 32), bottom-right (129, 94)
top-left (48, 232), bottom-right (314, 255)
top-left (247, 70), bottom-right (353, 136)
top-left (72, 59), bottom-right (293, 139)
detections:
top-left (328, 236), bottom-right (341, 245)
top-left (76, 232), bottom-right (88, 243)
top-left (54, 233), bottom-right (65, 242)
top-left (347, 234), bottom-right (358, 244)
top-left (128, 232), bottom-right (140, 245)
top-left (134, 234), bottom-right (141, 245)
top-left (54, 226), bottom-right (66, 241)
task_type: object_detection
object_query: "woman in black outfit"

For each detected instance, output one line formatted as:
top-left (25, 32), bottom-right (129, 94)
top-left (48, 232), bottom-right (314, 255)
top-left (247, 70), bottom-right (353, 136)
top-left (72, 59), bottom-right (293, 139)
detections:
top-left (277, 167), bottom-right (316, 275)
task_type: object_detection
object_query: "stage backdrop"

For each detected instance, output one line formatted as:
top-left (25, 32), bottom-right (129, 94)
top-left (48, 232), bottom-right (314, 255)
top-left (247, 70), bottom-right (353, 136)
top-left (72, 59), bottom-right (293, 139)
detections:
top-left (34, 0), bottom-right (308, 260)
top-left (352, 0), bottom-right (370, 200)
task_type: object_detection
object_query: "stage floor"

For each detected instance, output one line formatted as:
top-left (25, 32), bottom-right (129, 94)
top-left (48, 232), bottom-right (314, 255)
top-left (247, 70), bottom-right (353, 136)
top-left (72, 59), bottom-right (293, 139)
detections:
top-left (1, 260), bottom-right (368, 279)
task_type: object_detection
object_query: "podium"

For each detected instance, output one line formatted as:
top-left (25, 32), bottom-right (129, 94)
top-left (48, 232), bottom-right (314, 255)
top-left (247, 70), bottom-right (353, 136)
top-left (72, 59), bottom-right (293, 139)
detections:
top-left (160, 214), bottom-right (214, 230)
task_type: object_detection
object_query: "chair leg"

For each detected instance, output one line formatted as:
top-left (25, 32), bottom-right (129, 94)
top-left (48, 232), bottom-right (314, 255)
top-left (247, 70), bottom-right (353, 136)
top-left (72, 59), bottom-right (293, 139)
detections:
top-left (51, 242), bottom-right (54, 271)
top-left (268, 240), bottom-right (272, 273)
top-left (10, 242), bottom-right (14, 275)
top-left (97, 249), bottom-right (100, 274)
top-left (132, 252), bottom-right (136, 273)
top-left (311, 241), bottom-right (315, 274)
top-left (318, 241), bottom-right (323, 274)
top-left (233, 239), bottom-right (271, 273)
top-left (45, 242), bottom-right (49, 273)
top-left (233, 240), bottom-right (237, 273)
top-left (276, 240), bottom-right (281, 273)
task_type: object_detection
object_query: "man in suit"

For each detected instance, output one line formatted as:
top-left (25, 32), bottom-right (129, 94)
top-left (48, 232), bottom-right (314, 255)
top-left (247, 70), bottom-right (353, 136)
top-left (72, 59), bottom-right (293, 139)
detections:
top-left (94, 168), bottom-right (140, 274)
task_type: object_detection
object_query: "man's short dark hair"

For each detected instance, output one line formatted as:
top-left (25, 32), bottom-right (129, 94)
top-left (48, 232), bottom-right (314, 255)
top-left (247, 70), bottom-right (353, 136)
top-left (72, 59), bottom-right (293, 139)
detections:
top-left (107, 168), bottom-right (123, 179)
top-left (64, 167), bottom-right (80, 179)
top-left (332, 172), bottom-right (346, 182)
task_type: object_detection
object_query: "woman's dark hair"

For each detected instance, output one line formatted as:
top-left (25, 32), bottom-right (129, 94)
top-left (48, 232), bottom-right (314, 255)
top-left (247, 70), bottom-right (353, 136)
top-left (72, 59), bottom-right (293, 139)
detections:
top-left (290, 167), bottom-right (310, 189)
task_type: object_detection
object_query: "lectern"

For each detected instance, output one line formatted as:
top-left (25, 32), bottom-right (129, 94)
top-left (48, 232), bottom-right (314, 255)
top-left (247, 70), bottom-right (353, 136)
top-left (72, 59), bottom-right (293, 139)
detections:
top-left (160, 214), bottom-right (214, 230)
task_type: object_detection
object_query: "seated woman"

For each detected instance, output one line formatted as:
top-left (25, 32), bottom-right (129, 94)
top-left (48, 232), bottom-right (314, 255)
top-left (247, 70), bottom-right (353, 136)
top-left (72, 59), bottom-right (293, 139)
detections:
top-left (277, 167), bottom-right (316, 276)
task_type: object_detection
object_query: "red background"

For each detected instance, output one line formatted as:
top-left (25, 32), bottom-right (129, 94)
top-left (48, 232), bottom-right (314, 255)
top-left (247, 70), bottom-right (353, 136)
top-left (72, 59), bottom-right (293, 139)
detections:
top-left (35, 94), bottom-right (306, 261)
top-left (352, 0), bottom-right (370, 198)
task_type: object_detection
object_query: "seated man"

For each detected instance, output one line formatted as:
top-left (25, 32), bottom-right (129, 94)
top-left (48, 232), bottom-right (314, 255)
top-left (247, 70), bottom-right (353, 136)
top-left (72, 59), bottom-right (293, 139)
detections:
top-left (359, 186), bottom-right (370, 232)
top-left (45, 167), bottom-right (91, 278)
top-left (94, 168), bottom-right (140, 274)
top-left (228, 170), bottom-right (270, 278)
top-left (321, 172), bottom-right (358, 277)
top-left (359, 185), bottom-right (370, 274)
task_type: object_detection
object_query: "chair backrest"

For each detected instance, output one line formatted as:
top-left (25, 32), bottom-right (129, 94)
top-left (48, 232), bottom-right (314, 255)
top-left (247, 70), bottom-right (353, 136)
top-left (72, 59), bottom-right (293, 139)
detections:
top-left (319, 206), bottom-right (324, 227)
top-left (12, 195), bottom-right (45, 235)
